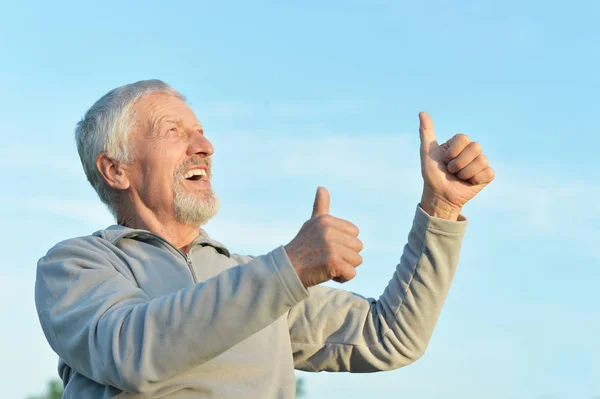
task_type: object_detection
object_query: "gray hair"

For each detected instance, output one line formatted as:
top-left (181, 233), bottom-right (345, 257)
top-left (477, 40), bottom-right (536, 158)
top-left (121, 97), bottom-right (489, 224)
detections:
top-left (75, 79), bottom-right (186, 218)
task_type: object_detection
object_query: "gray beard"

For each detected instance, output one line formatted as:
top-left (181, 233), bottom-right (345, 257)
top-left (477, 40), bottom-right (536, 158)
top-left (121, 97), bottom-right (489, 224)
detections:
top-left (173, 182), bottom-right (220, 226)
top-left (172, 157), bottom-right (220, 226)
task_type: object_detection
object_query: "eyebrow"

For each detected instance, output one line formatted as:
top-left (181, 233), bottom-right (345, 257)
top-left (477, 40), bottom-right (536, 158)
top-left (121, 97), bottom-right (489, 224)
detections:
top-left (160, 118), bottom-right (183, 127)
top-left (155, 118), bottom-right (203, 130)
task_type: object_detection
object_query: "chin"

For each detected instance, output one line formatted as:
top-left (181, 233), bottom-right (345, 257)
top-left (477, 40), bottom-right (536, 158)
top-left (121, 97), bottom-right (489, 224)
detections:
top-left (173, 192), bottom-right (220, 227)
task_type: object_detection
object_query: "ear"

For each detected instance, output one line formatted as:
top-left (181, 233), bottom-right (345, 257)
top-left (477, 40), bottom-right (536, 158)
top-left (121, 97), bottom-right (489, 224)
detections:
top-left (96, 153), bottom-right (131, 190)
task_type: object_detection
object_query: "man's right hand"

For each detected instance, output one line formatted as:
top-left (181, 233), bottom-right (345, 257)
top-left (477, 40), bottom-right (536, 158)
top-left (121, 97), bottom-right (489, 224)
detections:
top-left (284, 187), bottom-right (363, 288)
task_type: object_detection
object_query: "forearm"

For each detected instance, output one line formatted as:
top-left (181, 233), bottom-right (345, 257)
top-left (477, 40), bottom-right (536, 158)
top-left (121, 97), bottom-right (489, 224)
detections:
top-left (290, 206), bottom-right (467, 372)
top-left (371, 206), bottom-right (466, 366)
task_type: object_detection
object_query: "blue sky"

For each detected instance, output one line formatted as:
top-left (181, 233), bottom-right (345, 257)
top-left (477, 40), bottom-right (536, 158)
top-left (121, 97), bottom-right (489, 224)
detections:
top-left (1, 1), bottom-right (599, 398)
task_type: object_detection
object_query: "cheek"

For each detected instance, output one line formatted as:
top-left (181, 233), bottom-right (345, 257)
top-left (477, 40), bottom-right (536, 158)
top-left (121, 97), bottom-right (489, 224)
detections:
top-left (145, 167), bottom-right (176, 195)
top-left (135, 143), bottom-right (185, 198)
top-left (131, 161), bottom-right (173, 201)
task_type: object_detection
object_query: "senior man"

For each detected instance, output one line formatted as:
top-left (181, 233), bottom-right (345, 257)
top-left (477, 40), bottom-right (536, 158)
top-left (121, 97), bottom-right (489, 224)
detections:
top-left (35, 79), bottom-right (494, 398)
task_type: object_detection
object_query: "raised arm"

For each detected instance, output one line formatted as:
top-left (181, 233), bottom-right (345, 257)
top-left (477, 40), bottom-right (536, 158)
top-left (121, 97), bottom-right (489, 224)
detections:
top-left (289, 205), bottom-right (465, 371)
top-left (286, 112), bottom-right (495, 372)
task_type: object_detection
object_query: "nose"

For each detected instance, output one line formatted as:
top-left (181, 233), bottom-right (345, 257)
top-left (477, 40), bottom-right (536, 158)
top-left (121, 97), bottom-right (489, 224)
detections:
top-left (187, 130), bottom-right (214, 157)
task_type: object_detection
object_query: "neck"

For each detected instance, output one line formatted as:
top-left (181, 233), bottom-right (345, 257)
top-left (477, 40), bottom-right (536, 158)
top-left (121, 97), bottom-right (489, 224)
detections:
top-left (118, 203), bottom-right (200, 254)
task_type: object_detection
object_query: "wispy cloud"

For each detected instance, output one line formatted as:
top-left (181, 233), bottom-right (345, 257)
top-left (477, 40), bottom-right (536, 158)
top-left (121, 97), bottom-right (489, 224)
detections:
top-left (194, 96), bottom-right (368, 122)
top-left (0, 197), bottom-right (114, 226)
top-left (0, 145), bottom-right (83, 179)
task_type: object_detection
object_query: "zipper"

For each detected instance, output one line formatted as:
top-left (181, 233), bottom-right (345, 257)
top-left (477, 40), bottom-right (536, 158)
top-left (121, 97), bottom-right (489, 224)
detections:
top-left (129, 232), bottom-right (199, 283)
top-left (183, 253), bottom-right (198, 283)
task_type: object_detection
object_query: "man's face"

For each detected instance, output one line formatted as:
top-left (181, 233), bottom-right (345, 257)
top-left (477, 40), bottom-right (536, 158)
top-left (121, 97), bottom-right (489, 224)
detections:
top-left (126, 92), bottom-right (219, 226)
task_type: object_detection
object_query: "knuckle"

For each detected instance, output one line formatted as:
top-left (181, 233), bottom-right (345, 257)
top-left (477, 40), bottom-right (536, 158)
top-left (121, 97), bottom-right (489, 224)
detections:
top-left (455, 133), bottom-right (470, 145)
top-left (356, 238), bottom-right (364, 252)
top-left (355, 253), bottom-right (363, 266)
top-left (316, 214), bottom-right (330, 226)
top-left (470, 141), bottom-right (482, 154)
top-left (478, 154), bottom-right (488, 166)
top-left (448, 160), bottom-right (462, 172)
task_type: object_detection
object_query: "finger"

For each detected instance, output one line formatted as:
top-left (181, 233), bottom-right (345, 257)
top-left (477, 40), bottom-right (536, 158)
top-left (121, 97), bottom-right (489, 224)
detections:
top-left (447, 141), bottom-right (482, 174)
top-left (312, 186), bottom-right (330, 218)
top-left (456, 154), bottom-right (489, 181)
top-left (318, 215), bottom-right (360, 237)
top-left (442, 134), bottom-right (471, 163)
top-left (332, 267), bottom-right (357, 283)
top-left (338, 244), bottom-right (363, 267)
top-left (330, 247), bottom-right (360, 283)
top-left (469, 167), bottom-right (495, 185)
top-left (333, 233), bottom-right (363, 252)
top-left (419, 112), bottom-right (438, 152)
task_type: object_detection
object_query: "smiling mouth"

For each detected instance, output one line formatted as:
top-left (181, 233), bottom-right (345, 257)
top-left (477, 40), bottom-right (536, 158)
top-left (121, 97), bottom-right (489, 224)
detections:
top-left (182, 169), bottom-right (208, 181)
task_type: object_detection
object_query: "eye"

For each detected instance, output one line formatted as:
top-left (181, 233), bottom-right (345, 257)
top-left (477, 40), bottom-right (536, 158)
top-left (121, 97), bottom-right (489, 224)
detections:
top-left (165, 127), bottom-right (180, 136)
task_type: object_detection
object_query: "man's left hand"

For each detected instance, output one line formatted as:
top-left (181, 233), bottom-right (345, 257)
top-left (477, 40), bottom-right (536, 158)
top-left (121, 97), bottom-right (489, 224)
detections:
top-left (418, 112), bottom-right (495, 220)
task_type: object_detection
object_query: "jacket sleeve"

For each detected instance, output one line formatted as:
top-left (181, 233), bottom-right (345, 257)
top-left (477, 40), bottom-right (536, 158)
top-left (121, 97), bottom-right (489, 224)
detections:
top-left (35, 240), bottom-right (308, 394)
top-left (288, 205), bottom-right (467, 372)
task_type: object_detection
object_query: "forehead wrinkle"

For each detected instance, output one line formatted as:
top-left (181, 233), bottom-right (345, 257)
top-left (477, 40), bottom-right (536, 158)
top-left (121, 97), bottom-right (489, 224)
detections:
top-left (145, 114), bottom-right (163, 138)
top-left (147, 115), bottom-right (179, 139)
top-left (141, 96), bottom-right (176, 133)
top-left (136, 95), bottom-right (202, 139)
top-left (159, 117), bottom-right (184, 129)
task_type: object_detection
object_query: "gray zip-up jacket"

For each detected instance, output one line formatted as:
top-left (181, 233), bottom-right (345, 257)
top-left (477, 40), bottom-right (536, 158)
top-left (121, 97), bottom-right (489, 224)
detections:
top-left (35, 206), bottom-right (467, 398)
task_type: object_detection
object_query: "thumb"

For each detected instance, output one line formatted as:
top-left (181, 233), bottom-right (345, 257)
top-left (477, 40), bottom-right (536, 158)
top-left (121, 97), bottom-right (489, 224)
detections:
top-left (419, 111), bottom-right (438, 152)
top-left (311, 186), bottom-right (330, 218)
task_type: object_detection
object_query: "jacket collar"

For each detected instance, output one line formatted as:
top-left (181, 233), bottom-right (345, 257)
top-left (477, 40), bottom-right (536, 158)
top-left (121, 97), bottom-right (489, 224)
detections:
top-left (95, 225), bottom-right (231, 257)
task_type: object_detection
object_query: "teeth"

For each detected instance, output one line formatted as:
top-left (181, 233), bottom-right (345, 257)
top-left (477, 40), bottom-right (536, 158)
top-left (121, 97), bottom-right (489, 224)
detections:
top-left (183, 169), bottom-right (207, 179)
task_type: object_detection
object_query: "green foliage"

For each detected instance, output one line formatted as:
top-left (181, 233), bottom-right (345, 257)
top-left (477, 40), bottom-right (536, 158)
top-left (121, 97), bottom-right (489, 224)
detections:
top-left (296, 377), bottom-right (306, 398)
top-left (26, 380), bottom-right (63, 399)
top-left (28, 377), bottom-right (303, 398)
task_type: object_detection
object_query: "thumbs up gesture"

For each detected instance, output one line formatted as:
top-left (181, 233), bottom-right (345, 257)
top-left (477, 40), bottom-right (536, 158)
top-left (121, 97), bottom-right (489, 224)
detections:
top-left (284, 187), bottom-right (363, 288)
top-left (419, 112), bottom-right (495, 220)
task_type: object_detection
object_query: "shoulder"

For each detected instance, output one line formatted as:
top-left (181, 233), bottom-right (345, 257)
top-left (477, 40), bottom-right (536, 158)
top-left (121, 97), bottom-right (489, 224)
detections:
top-left (43, 234), bottom-right (112, 260)
top-left (230, 253), bottom-right (254, 264)
top-left (38, 229), bottom-right (125, 274)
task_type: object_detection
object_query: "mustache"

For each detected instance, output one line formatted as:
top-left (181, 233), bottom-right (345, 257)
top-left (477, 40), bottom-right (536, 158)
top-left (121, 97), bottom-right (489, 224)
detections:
top-left (175, 156), bottom-right (212, 179)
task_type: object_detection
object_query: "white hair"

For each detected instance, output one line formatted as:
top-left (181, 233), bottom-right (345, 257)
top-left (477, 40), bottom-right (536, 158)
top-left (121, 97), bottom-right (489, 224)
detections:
top-left (75, 79), bottom-right (186, 218)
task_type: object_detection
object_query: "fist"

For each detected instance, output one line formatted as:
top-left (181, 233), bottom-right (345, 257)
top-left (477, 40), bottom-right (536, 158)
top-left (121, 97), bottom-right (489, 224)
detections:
top-left (284, 187), bottom-right (363, 288)
top-left (419, 112), bottom-right (495, 219)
